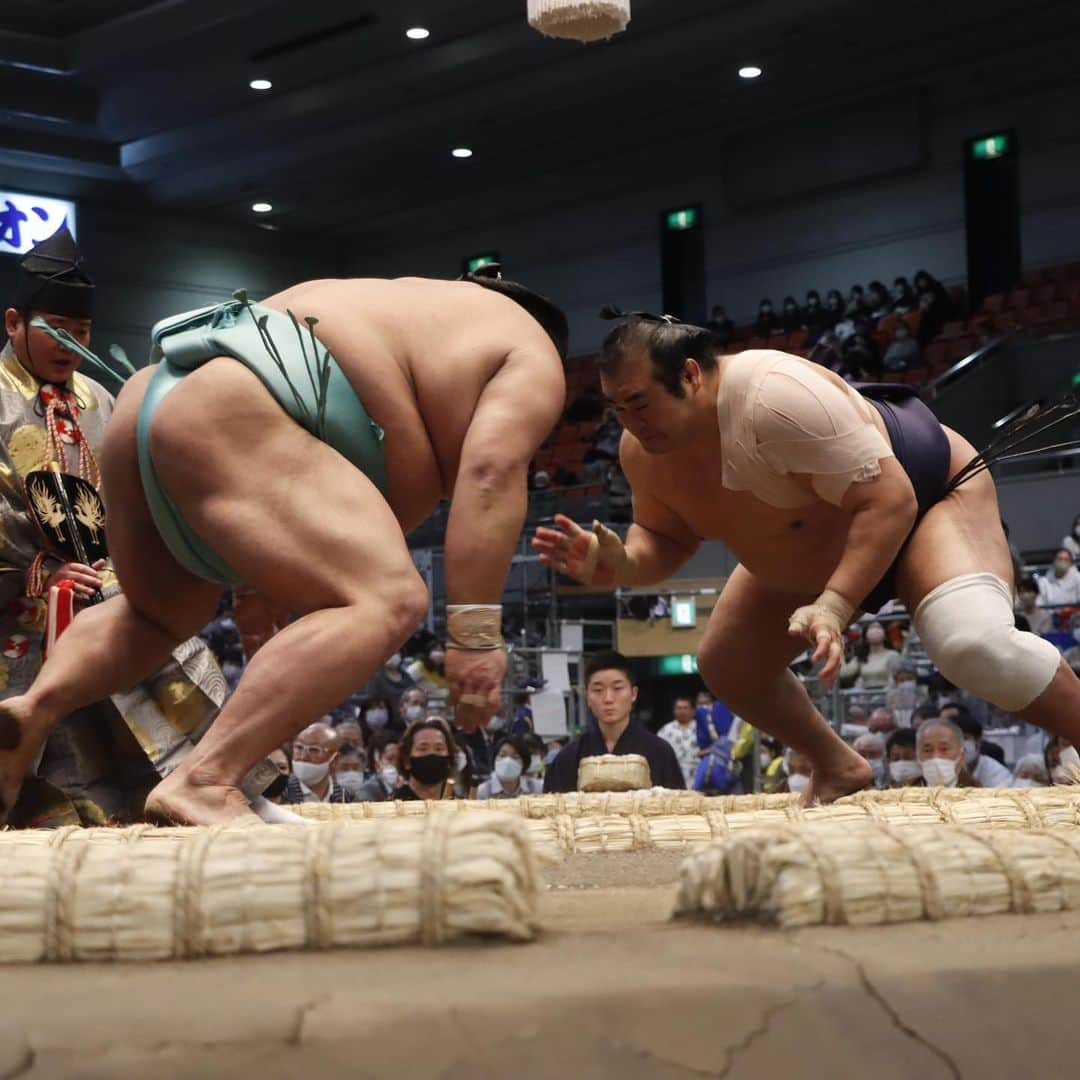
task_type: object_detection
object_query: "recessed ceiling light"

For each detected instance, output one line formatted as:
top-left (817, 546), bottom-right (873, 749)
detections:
top-left (249, 78), bottom-right (273, 91)
top-left (251, 201), bottom-right (273, 213)
top-left (738, 65), bottom-right (763, 80)
top-left (406, 27), bottom-right (430, 40)
top-left (452, 147), bottom-right (473, 159)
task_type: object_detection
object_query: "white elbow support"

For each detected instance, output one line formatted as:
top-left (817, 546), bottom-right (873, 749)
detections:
top-left (913, 573), bottom-right (1060, 712)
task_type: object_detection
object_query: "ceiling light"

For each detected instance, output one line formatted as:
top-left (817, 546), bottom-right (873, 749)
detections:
top-left (251, 201), bottom-right (273, 213)
top-left (452, 147), bottom-right (473, 159)
top-left (249, 78), bottom-right (273, 91)
top-left (406, 27), bottom-right (430, 40)
top-left (738, 65), bottom-right (763, 80)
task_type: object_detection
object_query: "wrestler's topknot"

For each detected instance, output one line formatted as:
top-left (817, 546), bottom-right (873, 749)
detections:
top-left (597, 307), bottom-right (720, 398)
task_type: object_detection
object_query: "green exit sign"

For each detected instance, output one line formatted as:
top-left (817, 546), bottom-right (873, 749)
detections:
top-left (972, 134), bottom-right (1011, 161)
top-left (665, 206), bottom-right (700, 232)
top-left (659, 654), bottom-right (699, 675)
top-left (464, 252), bottom-right (499, 273)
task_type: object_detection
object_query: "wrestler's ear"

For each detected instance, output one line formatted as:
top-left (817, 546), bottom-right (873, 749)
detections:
top-left (682, 358), bottom-right (703, 393)
top-left (3, 308), bottom-right (22, 338)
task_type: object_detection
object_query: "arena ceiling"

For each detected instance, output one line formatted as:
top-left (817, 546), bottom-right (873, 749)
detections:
top-left (2, 0), bottom-right (1079, 253)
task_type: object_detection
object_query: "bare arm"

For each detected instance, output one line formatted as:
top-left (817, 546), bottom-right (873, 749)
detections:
top-left (444, 346), bottom-right (565, 604)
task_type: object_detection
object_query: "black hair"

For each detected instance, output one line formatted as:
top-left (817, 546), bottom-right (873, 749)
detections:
top-left (492, 734), bottom-right (531, 765)
top-left (459, 264), bottom-right (569, 361)
top-left (941, 703), bottom-right (979, 736)
top-left (886, 728), bottom-right (917, 753)
top-left (597, 308), bottom-right (720, 398)
top-left (674, 695), bottom-right (695, 707)
top-left (584, 649), bottom-right (636, 686)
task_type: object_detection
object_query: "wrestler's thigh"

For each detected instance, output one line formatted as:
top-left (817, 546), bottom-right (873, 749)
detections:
top-left (101, 366), bottom-right (222, 638)
top-left (895, 426), bottom-right (1014, 610)
top-left (149, 360), bottom-right (425, 616)
top-left (697, 565), bottom-right (814, 696)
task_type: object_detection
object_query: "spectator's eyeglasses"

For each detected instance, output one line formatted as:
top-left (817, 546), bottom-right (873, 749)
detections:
top-left (293, 743), bottom-right (334, 759)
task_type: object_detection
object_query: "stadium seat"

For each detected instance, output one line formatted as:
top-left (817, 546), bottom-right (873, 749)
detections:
top-left (924, 342), bottom-right (948, 373)
top-left (982, 294), bottom-right (1005, 313)
top-left (938, 320), bottom-right (966, 340)
top-left (1034, 283), bottom-right (1059, 306)
top-left (785, 329), bottom-right (808, 352)
top-left (1007, 288), bottom-right (1030, 311)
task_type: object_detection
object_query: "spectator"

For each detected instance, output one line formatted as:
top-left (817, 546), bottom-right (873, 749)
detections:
top-left (544, 651), bottom-right (685, 792)
top-left (333, 743), bottom-right (369, 797)
top-left (396, 718), bottom-right (458, 800)
top-left (885, 663), bottom-right (925, 722)
top-left (1038, 549), bottom-right (1080, 607)
top-left (1063, 611), bottom-right (1080, 676)
top-left (866, 280), bottom-right (892, 321)
top-left (940, 706), bottom-right (1011, 787)
top-left (781, 749), bottom-right (813, 796)
top-left (1016, 576), bottom-right (1053, 636)
top-left (1045, 736), bottom-right (1080, 785)
top-left (881, 319), bottom-right (921, 373)
top-left (916, 718), bottom-right (980, 788)
top-left (706, 304), bottom-right (734, 347)
top-left (356, 736), bottom-right (401, 801)
top-left (823, 289), bottom-right (846, 329)
top-left (477, 735), bottom-right (542, 798)
top-left (1064, 513), bottom-right (1080, 561)
top-left (911, 703), bottom-right (940, 730)
top-left (853, 733), bottom-right (887, 787)
top-left (892, 277), bottom-right (916, 314)
top-left (591, 409), bottom-right (623, 459)
top-left (657, 695), bottom-right (701, 788)
top-left (524, 734), bottom-right (546, 780)
top-left (852, 621), bottom-right (901, 689)
top-left (781, 296), bottom-right (802, 334)
top-left (886, 729), bottom-right (921, 786)
top-left (842, 323), bottom-right (882, 378)
top-left (809, 330), bottom-right (846, 375)
top-left (361, 652), bottom-right (416, 711)
top-left (913, 269), bottom-right (954, 343)
top-left (802, 290), bottom-right (827, 337)
top-left (398, 687), bottom-right (428, 730)
top-left (1011, 753), bottom-right (1049, 789)
top-left (868, 707), bottom-right (897, 736)
top-left (283, 723), bottom-right (356, 804)
top-left (845, 284), bottom-right (867, 319)
top-left (754, 299), bottom-right (781, 338)
top-left (335, 719), bottom-right (365, 754)
top-left (406, 642), bottom-right (450, 701)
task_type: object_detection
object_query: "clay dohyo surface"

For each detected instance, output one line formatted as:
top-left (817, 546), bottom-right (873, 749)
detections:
top-left (1, 850), bottom-right (1078, 1078)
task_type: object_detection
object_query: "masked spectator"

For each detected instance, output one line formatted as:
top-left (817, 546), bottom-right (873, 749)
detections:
top-left (823, 289), bottom-right (845, 330)
top-left (1064, 513), bottom-right (1080, 561)
top-left (943, 707), bottom-right (1011, 787)
top-left (781, 295), bottom-right (803, 334)
top-left (842, 324), bottom-right (882, 378)
top-left (1016, 576), bottom-right (1053, 636)
top-left (356, 735), bottom-right (401, 801)
top-left (398, 687), bottom-right (428, 730)
top-left (866, 281), bottom-right (892, 321)
top-left (809, 330), bottom-right (847, 376)
top-left (882, 319), bottom-right (921, 373)
top-left (333, 744), bottom-right (369, 797)
top-left (913, 269), bottom-right (954, 343)
top-left (477, 735), bottom-right (542, 798)
top-left (706, 304), bottom-right (734, 347)
top-left (361, 652), bottom-right (415, 710)
top-left (892, 276), bottom-right (916, 313)
top-left (1046, 736), bottom-right (1080, 785)
top-left (1011, 753), bottom-right (1049, 789)
top-left (1063, 611), bottom-right (1080, 676)
top-left (853, 733), bottom-right (887, 787)
top-left (283, 722), bottom-right (356, 804)
top-left (845, 284), bottom-right (867, 318)
top-left (886, 728), bottom-right (921, 786)
top-left (754, 299), bottom-right (781, 338)
top-left (868, 707), bottom-right (897, 736)
top-left (802, 290), bottom-right (827, 335)
top-left (1038, 549), bottom-right (1080, 606)
top-left (396, 718), bottom-right (457, 800)
top-left (782, 749), bottom-right (813, 797)
top-left (916, 719), bottom-right (979, 788)
top-left (852, 621), bottom-right (902, 689)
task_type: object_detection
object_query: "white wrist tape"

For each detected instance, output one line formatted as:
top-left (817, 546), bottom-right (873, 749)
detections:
top-left (446, 604), bottom-right (504, 651)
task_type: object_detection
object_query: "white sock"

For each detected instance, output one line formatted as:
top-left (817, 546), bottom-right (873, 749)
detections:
top-left (249, 796), bottom-right (313, 825)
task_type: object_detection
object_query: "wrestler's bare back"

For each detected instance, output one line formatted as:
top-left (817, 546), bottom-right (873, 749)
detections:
top-left (260, 277), bottom-right (557, 532)
top-left (622, 353), bottom-right (907, 597)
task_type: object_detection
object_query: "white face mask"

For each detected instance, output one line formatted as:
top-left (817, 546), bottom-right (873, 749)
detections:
top-left (495, 757), bottom-right (523, 783)
top-left (889, 760), bottom-right (922, 785)
top-left (963, 738), bottom-right (979, 765)
top-left (293, 760), bottom-right (331, 787)
top-left (335, 770), bottom-right (366, 793)
top-left (787, 773), bottom-right (811, 795)
top-left (405, 704), bottom-right (424, 722)
top-left (869, 759), bottom-right (886, 783)
top-left (1053, 560), bottom-right (1071, 577)
top-left (379, 765), bottom-right (399, 789)
top-left (921, 757), bottom-right (959, 787)
top-left (366, 708), bottom-right (389, 729)
top-left (486, 715), bottom-right (506, 732)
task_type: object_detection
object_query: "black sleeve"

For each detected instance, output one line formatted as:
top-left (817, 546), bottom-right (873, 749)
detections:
top-left (543, 743), bottom-right (580, 793)
top-left (654, 738), bottom-right (687, 790)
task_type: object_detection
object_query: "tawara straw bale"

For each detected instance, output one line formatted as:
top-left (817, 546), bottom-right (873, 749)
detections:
top-left (675, 821), bottom-right (1080, 928)
top-left (577, 753), bottom-right (652, 792)
top-left (0, 815), bottom-right (538, 963)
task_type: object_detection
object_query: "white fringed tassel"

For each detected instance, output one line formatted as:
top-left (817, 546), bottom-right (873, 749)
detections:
top-left (527, 0), bottom-right (631, 43)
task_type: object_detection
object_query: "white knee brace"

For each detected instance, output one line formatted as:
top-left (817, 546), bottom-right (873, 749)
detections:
top-left (913, 572), bottom-right (1060, 712)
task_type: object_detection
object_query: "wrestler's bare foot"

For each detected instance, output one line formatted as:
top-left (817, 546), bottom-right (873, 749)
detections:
top-left (0, 695), bottom-right (53, 823)
top-left (145, 772), bottom-right (261, 827)
top-left (805, 744), bottom-right (874, 805)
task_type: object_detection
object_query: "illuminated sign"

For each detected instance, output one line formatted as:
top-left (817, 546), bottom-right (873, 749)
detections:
top-left (0, 191), bottom-right (78, 257)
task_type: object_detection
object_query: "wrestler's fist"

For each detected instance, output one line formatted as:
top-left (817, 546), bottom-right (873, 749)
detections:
top-left (446, 646), bottom-right (506, 733)
top-left (532, 515), bottom-right (626, 588)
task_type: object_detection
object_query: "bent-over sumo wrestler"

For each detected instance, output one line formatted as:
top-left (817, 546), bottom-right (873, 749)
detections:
top-left (0, 267), bottom-right (567, 825)
top-left (535, 312), bottom-right (1080, 802)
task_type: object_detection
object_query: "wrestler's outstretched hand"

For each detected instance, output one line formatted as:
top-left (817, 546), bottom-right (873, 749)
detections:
top-left (446, 646), bottom-right (507, 733)
top-left (532, 515), bottom-right (626, 588)
top-left (787, 590), bottom-right (855, 690)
